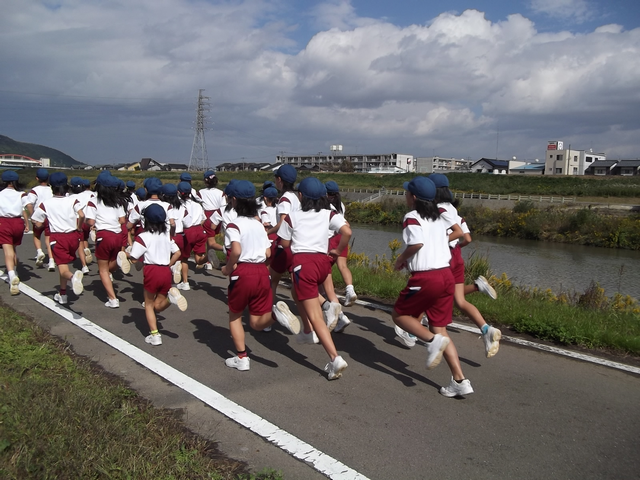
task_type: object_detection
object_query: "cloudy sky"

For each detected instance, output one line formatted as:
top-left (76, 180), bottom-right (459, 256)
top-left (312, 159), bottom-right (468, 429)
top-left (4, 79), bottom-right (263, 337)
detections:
top-left (1, 0), bottom-right (639, 167)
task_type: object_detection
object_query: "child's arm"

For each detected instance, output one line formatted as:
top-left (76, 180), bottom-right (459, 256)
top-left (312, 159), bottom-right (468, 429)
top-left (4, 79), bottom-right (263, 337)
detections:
top-left (394, 244), bottom-right (422, 271)
top-left (221, 241), bottom-right (241, 276)
top-left (448, 223), bottom-right (464, 243)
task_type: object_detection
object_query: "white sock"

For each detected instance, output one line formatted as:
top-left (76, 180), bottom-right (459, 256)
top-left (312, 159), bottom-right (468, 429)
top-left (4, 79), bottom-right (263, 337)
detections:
top-left (8, 270), bottom-right (16, 281)
top-left (346, 285), bottom-right (355, 293)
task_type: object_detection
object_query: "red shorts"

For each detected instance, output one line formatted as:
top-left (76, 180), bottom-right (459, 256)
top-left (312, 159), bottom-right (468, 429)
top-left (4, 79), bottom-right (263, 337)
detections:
top-left (202, 211), bottom-right (221, 238)
top-left (393, 268), bottom-right (455, 328)
top-left (81, 223), bottom-right (91, 242)
top-left (328, 234), bottom-right (349, 265)
top-left (0, 217), bottom-right (25, 246)
top-left (95, 230), bottom-right (122, 261)
top-left (120, 223), bottom-right (129, 248)
top-left (171, 234), bottom-right (184, 256)
top-left (270, 239), bottom-right (292, 274)
top-left (143, 264), bottom-right (171, 296)
top-left (33, 219), bottom-right (51, 238)
top-left (228, 263), bottom-right (272, 315)
top-left (50, 231), bottom-right (80, 265)
top-left (182, 225), bottom-right (206, 260)
top-left (449, 245), bottom-right (465, 284)
top-left (291, 253), bottom-right (332, 301)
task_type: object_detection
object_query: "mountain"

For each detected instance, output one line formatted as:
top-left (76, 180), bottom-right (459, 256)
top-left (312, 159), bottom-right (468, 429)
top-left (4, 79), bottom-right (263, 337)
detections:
top-left (0, 135), bottom-right (84, 168)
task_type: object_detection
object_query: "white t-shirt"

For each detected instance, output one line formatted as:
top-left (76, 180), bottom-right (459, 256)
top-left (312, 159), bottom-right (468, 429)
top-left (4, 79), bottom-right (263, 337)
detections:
top-left (129, 198), bottom-right (171, 231)
top-left (32, 196), bottom-right (83, 233)
top-left (260, 205), bottom-right (277, 227)
top-left (26, 184), bottom-right (53, 210)
top-left (276, 191), bottom-right (300, 218)
top-left (130, 231), bottom-right (179, 266)
top-left (73, 190), bottom-right (95, 210)
top-left (438, 202), bottom-right (470, 248)
top-left (0, 188), bottom-right (28, 217)
top-left (85, 199), bottom-right (126, 233)
top-left (182, 199), bottom-right (205, 228)
top-left (209, 206), bottom-right (237, 230)
top-left (197, 188), bottom-right (226, 211)
top-left (224, 216), bottom-right (271, 263)
top-left (278, 209), bottom-right (346, 254)
top-left (401, 210), bottom-right (451, 272)
top-left (168, 204), bottom-right (186, 234)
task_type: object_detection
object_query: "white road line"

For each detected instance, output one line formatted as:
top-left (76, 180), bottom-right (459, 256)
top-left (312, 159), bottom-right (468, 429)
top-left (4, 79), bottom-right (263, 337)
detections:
top-left (2, 276), bottom-right (370, 480)
top-left (344, 297), bottom-right (640, 376)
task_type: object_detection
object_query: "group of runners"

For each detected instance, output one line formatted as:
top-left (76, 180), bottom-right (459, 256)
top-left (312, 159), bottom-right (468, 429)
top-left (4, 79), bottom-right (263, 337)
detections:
top-left (0, 165), bottom-right (500, 396)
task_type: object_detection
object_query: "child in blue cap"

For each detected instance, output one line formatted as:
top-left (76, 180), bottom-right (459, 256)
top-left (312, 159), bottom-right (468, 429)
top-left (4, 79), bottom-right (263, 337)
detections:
top-left (25, 168), bottom-right (55, 271)
top-left (0, 170), bottom-right (29, 295)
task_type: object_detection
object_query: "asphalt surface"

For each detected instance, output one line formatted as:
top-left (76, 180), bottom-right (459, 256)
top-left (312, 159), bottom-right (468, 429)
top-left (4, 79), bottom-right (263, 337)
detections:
top-left (2, 240), bottom-right (640, 480)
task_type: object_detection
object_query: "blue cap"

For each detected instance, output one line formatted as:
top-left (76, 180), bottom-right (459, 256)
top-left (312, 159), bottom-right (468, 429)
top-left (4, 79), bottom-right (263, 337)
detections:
top-left (161, 183), bottom-right (177, 196)
top-left (428, 173), bottom-right (449, 188)
top-left (203, 170), bottom-right (216, 180)
top-left (177, 181), bottom-right (191, 195)
top-left (325, 180), bottom-right (339, 194)
top-left (96, 170), bottom-right (113, 186)
top-left (233, 180), bottom-right (256, 199)
top-left (135, 187), bottom-right (147, 199)
top-left (82, 178), bottom-right (91, 187)
top-left (117, 179), bottom-right (125, 190)
top-left (126, 180), bottom-right (136, 189)
top-left (70, 176), bottom-right (84, 187)
top-left (49, 172), bottom-right (68, 187)
top-left (403, 176), bottom-right (436, 201)
top-left (275, 164), bottom-right (297, 183)
top-left (298, 177), bottom-right (326, 200)
top-left (144, 203), bottom-right (166, 224)
top-left (36, 168), bottom-right (49, 180)
top-left (145, 177), bottom-right (163, 194)
top-left (180, 172), bottom-right (192, 182)
top-left (224, 179), bottom-right (237, 197)
top-left (263, 186), bottom-right (278, 198)
top-left (1, 170), bottom-right (19, 182)
top-left (262, 180), bottom-right (276, 190)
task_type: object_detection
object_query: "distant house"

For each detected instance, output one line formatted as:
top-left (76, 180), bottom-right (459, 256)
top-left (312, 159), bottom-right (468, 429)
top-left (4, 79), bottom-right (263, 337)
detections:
top-left (140, 158), bottom-right (164, 171)
top-left (509, 163), bottom-right (545, 175)
top-left (611, 160), bottom-right (640, 176)
top-left (584, 160), bottom-right (618, 176)
top-left (470, 158), bottom-right (510, 174)
top-left (165, 163), bottom-right (188, 171)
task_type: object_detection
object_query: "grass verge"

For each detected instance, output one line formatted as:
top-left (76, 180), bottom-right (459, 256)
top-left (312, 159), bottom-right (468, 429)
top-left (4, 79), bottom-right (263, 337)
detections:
top-left (0, 301), bottom-right (282, 480)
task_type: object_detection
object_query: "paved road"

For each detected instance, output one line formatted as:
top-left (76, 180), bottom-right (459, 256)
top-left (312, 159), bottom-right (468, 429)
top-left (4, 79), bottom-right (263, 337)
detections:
top-left (2, 242), bottom-right (640, 480)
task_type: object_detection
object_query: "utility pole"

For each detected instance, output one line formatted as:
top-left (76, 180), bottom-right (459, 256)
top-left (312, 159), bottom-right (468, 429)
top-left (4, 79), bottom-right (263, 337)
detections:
top-left (188, 89), bottom-right (210, 172)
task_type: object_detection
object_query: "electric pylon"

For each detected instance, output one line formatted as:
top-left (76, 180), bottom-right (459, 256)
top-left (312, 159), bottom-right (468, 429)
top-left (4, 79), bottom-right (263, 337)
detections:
top-left (188, 89), bottom-right (210, 171)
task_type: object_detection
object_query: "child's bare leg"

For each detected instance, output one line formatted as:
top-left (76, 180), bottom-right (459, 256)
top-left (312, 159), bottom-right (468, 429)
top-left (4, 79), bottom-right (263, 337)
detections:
top-left (57, 264), bottom-right (73, 291)
top-left (98, 258), bottom-right (117, 299)
top-left (392, 310), bottom-right (435, 342)
top-left (269, 267), bottom-right (282, 300)
top-left (229, 311), bottom-right (246, 352)
top-left (321, 274), bottom-right (340, 304)
top-left (250, 312), bottom-right (275, 331)
top-left (300, 298), bottom-right (338, 360)
top-left (337, 257), bottom-right (353, 285)
top-left (3, 245), bottom-right (17, 272)
top-left (454, 283), bottom-right (486, 329)
top-left (181, 261), bottom-right (189, 283)
top-left (144, 290), bottom-right (159, 333)
top-left (154, 293), bottom-right (170, 313)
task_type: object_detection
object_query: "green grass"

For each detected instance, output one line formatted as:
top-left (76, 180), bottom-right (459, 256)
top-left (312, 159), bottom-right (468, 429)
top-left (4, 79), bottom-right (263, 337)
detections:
top-left (0, 302), bottom-right (282, 480)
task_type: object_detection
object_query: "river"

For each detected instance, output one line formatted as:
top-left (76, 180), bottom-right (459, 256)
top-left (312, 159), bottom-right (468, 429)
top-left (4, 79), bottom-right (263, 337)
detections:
top-left (350, 224), bottom-right (640, 299)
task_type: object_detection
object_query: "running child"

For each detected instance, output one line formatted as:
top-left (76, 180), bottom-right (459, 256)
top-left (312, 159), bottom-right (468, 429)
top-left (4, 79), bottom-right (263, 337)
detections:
top-left (25, 168), bottom-right (55, 271)
top-left (176, 181), bottom-right (207, 290)
top-left (31, 173), bottom-right (85, 305)
top-left (277, 177), bottom-right (352, 380)
top-left (197, 170), bottom-right (225, 269)
top-left (127, 203), bottom-right (187, 346)
top-left (161, 182), bottom-right (186, 283)
top-left (69, 176), bottom-right (94, 274)
top-left (0, 170), bottom-right (29, 295)
top-left (392, 176), bottom-right (473, 398)
top-left (220, 180), bottom-right (275, 371)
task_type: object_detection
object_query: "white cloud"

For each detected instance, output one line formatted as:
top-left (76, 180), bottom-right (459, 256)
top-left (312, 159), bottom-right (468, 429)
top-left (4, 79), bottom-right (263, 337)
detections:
top-left (529, 0), bottom-right (594, 23)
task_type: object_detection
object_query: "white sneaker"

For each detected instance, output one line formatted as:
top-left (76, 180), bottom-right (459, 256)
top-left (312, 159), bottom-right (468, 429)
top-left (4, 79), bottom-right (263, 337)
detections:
top-left (476, 275), bottom-right (497, 300)
top-left (48, 259), bottom-right (56, 272)
top-left (425, 334), bottom-right (450, 370)
top-left (89, 229), bottom-right (96, 242)
top-left (483, 326), bottom-right (502, 358)
top-left (84, 248), bottom-right (93, 264)
top-left (71, 270), bottom-right (84, 296)
top-left (207, 249), bottom-right (220, 269)
top-left (117, 251), bottom-right (130, 274)
top-left (168, 287), bottom-right (188, 311)
top-left (35, 250), bottom-right (46, 267)
top-left (272, 302), bottom-right (301, 334)
top-left (10, 276), bottom-right (20, 296)
top-left (343, 287), bottom-right (358, 307)
top-left (81, 265), bottom-right (90, 274)
top-left (176, 281), bottom-right (190, 291)
top-left (225, 355), bottom-right (250, 371)
top-left (323, 302), bottom-right (342, 331)
top-left (105, 298), bottom-right (120, 308)
top-left (145, 333), bottom-right (162, 346)
top-left (394, 325), bottom-right (416, 347)
top-left (334, 312), bottom-right (351, 333)
top-left (204, 262), bottom-right (213, 270)
top-left (420, 314), bottom-right (429, 327)
top-left (324, 355), bottom-right (348, 380)
top-left (171, 261), bottom-right (182, 283)
top-left (440, 376), bottom-right (474, 397)
top-left (54, 293), bottom-right (68, 305)
top-left (296, 331), bottom-right (320, 344)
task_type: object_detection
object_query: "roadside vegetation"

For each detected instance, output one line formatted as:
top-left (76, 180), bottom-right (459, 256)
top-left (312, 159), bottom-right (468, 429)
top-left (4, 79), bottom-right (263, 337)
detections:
top-left (0, 302), bottom-right (282, 480)
top-left (330, 242), bottom-right (640, 356)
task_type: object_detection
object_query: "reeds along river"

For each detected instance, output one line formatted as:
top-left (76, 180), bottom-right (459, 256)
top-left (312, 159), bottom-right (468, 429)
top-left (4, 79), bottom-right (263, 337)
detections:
top-left (350, 224), bottom-right (640, 299)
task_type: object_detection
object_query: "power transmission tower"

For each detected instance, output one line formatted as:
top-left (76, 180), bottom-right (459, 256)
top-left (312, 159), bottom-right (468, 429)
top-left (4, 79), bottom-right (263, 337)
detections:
top-left (188, 89), bottom-right (210, 172)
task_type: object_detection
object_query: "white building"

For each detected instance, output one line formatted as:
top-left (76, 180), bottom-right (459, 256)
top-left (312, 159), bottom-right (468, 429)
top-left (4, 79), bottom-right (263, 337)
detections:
top-left (0, 155), bottom-right (50, 169)
top-left (543, 141), bottom-right (606, 176)
top-left (276, 152), bottom-right (415, 173)
top-left (414, 156), bottom-right (473, 174)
